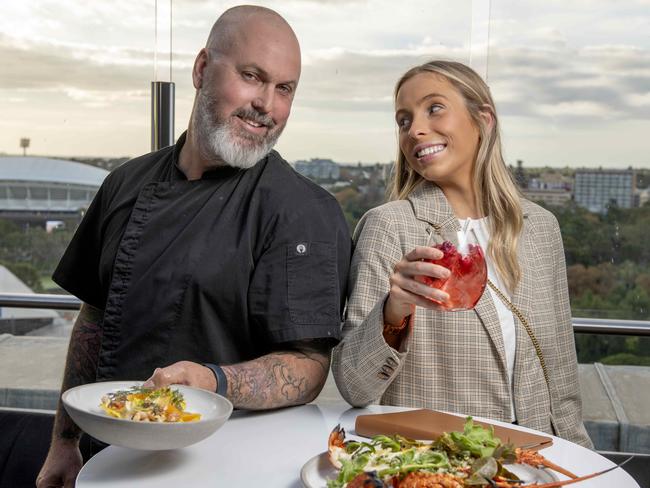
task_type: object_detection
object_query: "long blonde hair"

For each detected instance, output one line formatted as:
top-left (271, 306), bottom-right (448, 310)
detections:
top-left (390, 60), bottom-right (523, 293)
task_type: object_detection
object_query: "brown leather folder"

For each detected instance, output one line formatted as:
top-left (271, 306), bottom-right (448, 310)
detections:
top-left (355, 409), bottom-right (553, 451)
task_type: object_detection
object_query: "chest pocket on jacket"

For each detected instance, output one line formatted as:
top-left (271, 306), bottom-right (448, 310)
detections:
top-left (286, 241), bottom-right (339, 325)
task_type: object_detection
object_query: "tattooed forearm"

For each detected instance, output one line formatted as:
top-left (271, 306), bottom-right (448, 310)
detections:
top-left (222, 339), bottom-right (332, 410)
top-left (53, 303), bottom-right (104, 442)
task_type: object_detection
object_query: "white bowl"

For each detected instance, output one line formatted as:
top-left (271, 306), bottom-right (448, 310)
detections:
top-left (62, 381), bottom-right (233, 450)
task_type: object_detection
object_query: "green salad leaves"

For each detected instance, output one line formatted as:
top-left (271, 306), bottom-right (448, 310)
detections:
top-left (327, 417), bottom-right (519, 488)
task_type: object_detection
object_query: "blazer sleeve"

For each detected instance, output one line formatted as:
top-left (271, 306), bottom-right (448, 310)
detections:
top-left (331, 207), bottom-right (412, 407)
top-left (548, 216), bottom-right (594, 448)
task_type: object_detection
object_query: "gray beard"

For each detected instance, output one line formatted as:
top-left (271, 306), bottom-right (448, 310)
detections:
top-left (194, 91), bottom-right (282, 170)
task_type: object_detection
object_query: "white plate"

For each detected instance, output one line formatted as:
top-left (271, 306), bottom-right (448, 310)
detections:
top-left (62, 381), bottom-right (233, 450)
top-left (300, 452), bottom-right (557, 487)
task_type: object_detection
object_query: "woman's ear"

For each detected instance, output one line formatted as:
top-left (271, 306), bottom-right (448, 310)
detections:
top-left (479, 104), bottom-right (495, 131)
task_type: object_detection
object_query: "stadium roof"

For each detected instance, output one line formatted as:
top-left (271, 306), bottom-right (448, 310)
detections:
top-left (0, 156), bottom-right (109, 187)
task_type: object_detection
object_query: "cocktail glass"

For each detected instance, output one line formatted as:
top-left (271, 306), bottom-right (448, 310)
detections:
top-left (419, 227), bottom-right (487, 311)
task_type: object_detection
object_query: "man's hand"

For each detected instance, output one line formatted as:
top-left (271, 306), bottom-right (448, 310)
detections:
top-left (36, 439), bottom-right (83, 488)
top-left (143, 360), bottom-right (217, 392)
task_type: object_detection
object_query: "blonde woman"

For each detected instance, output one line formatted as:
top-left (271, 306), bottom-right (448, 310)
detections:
top-left (331, 60), bottom-right (592, 447)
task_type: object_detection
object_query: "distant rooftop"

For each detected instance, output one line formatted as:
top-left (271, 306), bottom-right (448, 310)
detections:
top-left (0, 157), bottom-right (108, 187)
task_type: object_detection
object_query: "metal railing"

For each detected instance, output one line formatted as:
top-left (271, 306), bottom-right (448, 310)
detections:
top-left (0, 292), bottom-right (81, 310)
top-left (1, 292), bottom-right (649, 336)
top-left (572, 317), bottom-right (650, 336)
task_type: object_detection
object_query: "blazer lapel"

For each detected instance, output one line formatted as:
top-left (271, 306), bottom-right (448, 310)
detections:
top-left (408, 182), bottom-right (509, 374)
top-left (474, 287), bottom-right (509, 373)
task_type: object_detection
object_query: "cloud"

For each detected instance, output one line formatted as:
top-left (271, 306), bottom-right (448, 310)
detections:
top-left (0, 34), bottom-right (196, 95)
top-left (298, 45), bottom-right (468, 113)
top-left (487, 44), bottom-right (650, 121)
top-left (535, 101), bottom-right (615, 118)
top-left (3, 27), bottom-right (649, 124)
top-left (0, 0), bottom-right (648, 164)
top-left (293, 40), bottom-right (650, 125)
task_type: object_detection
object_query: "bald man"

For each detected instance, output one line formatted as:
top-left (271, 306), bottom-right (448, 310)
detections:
top-left (37, 6), bottom-right (351, 487)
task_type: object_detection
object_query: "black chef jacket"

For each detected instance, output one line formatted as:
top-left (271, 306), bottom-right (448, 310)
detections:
top-left (53, 132), bottom-right (351, 382)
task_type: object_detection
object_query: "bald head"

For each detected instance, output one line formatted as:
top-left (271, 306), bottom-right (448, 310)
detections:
top-left (206, 6), bottom-right (300, 61)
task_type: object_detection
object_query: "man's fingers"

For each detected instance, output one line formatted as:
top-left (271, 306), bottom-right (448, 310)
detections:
top-left (142, 369), bottom-right (158, 388)
top-left (143, 361), bottom-right (215, 391)
top-left (143, 366), bottom-right (175, 388)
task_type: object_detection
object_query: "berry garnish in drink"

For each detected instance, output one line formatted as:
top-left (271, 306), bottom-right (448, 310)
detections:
top-left (420, 240), bottom-right (487, 311)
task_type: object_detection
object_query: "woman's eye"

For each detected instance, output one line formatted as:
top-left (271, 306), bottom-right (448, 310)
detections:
top-left (397, 118), bottom-right (411, 130)
top-left (428, 104), bottom-right (442, 115)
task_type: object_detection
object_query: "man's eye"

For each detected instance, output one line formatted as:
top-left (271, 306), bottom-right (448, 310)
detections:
top-left (277, 84), bottom-right (293, 95)
top-left (242, 71), bottom-right (257, 81)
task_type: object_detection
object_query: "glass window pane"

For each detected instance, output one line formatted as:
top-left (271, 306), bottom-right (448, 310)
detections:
top-left (9, 186), bottom-right (26, 199)
top-left (489, 1), bottom-right (650, 454)
top-left (30, 187), bottom-right (47, 199)
top-left (50, 188), bottom-right (67, 200)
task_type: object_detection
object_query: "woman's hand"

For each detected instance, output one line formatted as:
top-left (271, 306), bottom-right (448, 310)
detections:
top-left (384, 245), bottom-right (451, 327)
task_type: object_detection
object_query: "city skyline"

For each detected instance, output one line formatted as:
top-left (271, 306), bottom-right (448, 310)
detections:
top-left (1, 0), bottom-right (649, 168)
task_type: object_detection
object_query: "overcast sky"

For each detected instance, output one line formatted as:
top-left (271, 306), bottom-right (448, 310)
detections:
top-left (1, 0), bottom-right (649, 168)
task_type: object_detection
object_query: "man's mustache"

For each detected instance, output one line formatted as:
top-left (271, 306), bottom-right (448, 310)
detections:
top-left (233, 108), bottom-right (276, 129)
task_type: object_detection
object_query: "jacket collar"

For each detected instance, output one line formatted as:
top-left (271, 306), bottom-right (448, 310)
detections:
top-left (407, 181), bottom-right (458, 230)
top-left (407, 180), bottom-right (530, 226)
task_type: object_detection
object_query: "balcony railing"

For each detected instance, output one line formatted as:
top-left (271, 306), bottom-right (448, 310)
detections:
top-left (1, 292), bottom-right (649, 335)
top-left (0, 292), bottom-right (81, 310)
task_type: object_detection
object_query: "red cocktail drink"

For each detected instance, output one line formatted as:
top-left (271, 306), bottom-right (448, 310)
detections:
top-left (421, 241), bottom-right (487, 311)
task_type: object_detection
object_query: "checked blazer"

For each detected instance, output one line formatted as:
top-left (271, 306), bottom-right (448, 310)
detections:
top-left (331, 181), bottom-right (592, 447)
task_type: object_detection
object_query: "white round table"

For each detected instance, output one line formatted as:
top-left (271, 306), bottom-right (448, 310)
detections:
top-left (76, 403), bottom-right (640, 487)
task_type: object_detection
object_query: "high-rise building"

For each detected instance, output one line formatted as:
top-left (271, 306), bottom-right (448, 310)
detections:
top-left (573, 168), bottom-right (635, 213)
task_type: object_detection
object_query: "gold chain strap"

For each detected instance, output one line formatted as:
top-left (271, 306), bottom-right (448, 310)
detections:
top-left (486, 279), bottom-right (551, 391)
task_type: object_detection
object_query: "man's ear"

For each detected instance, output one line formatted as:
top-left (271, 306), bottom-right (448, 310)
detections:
top-left (479, 104), bottom-right (495, 131)
top-left (192, 48), bottom-right (209, 90)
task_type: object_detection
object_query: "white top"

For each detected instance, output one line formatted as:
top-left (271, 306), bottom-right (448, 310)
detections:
top-left (459, 217), bottom-right (517, 421)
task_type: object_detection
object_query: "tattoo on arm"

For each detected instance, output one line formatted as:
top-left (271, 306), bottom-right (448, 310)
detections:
top-left (53, 303), bottom-right (104, 442)
top-left (222, 339), bottom-right (332, 410)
